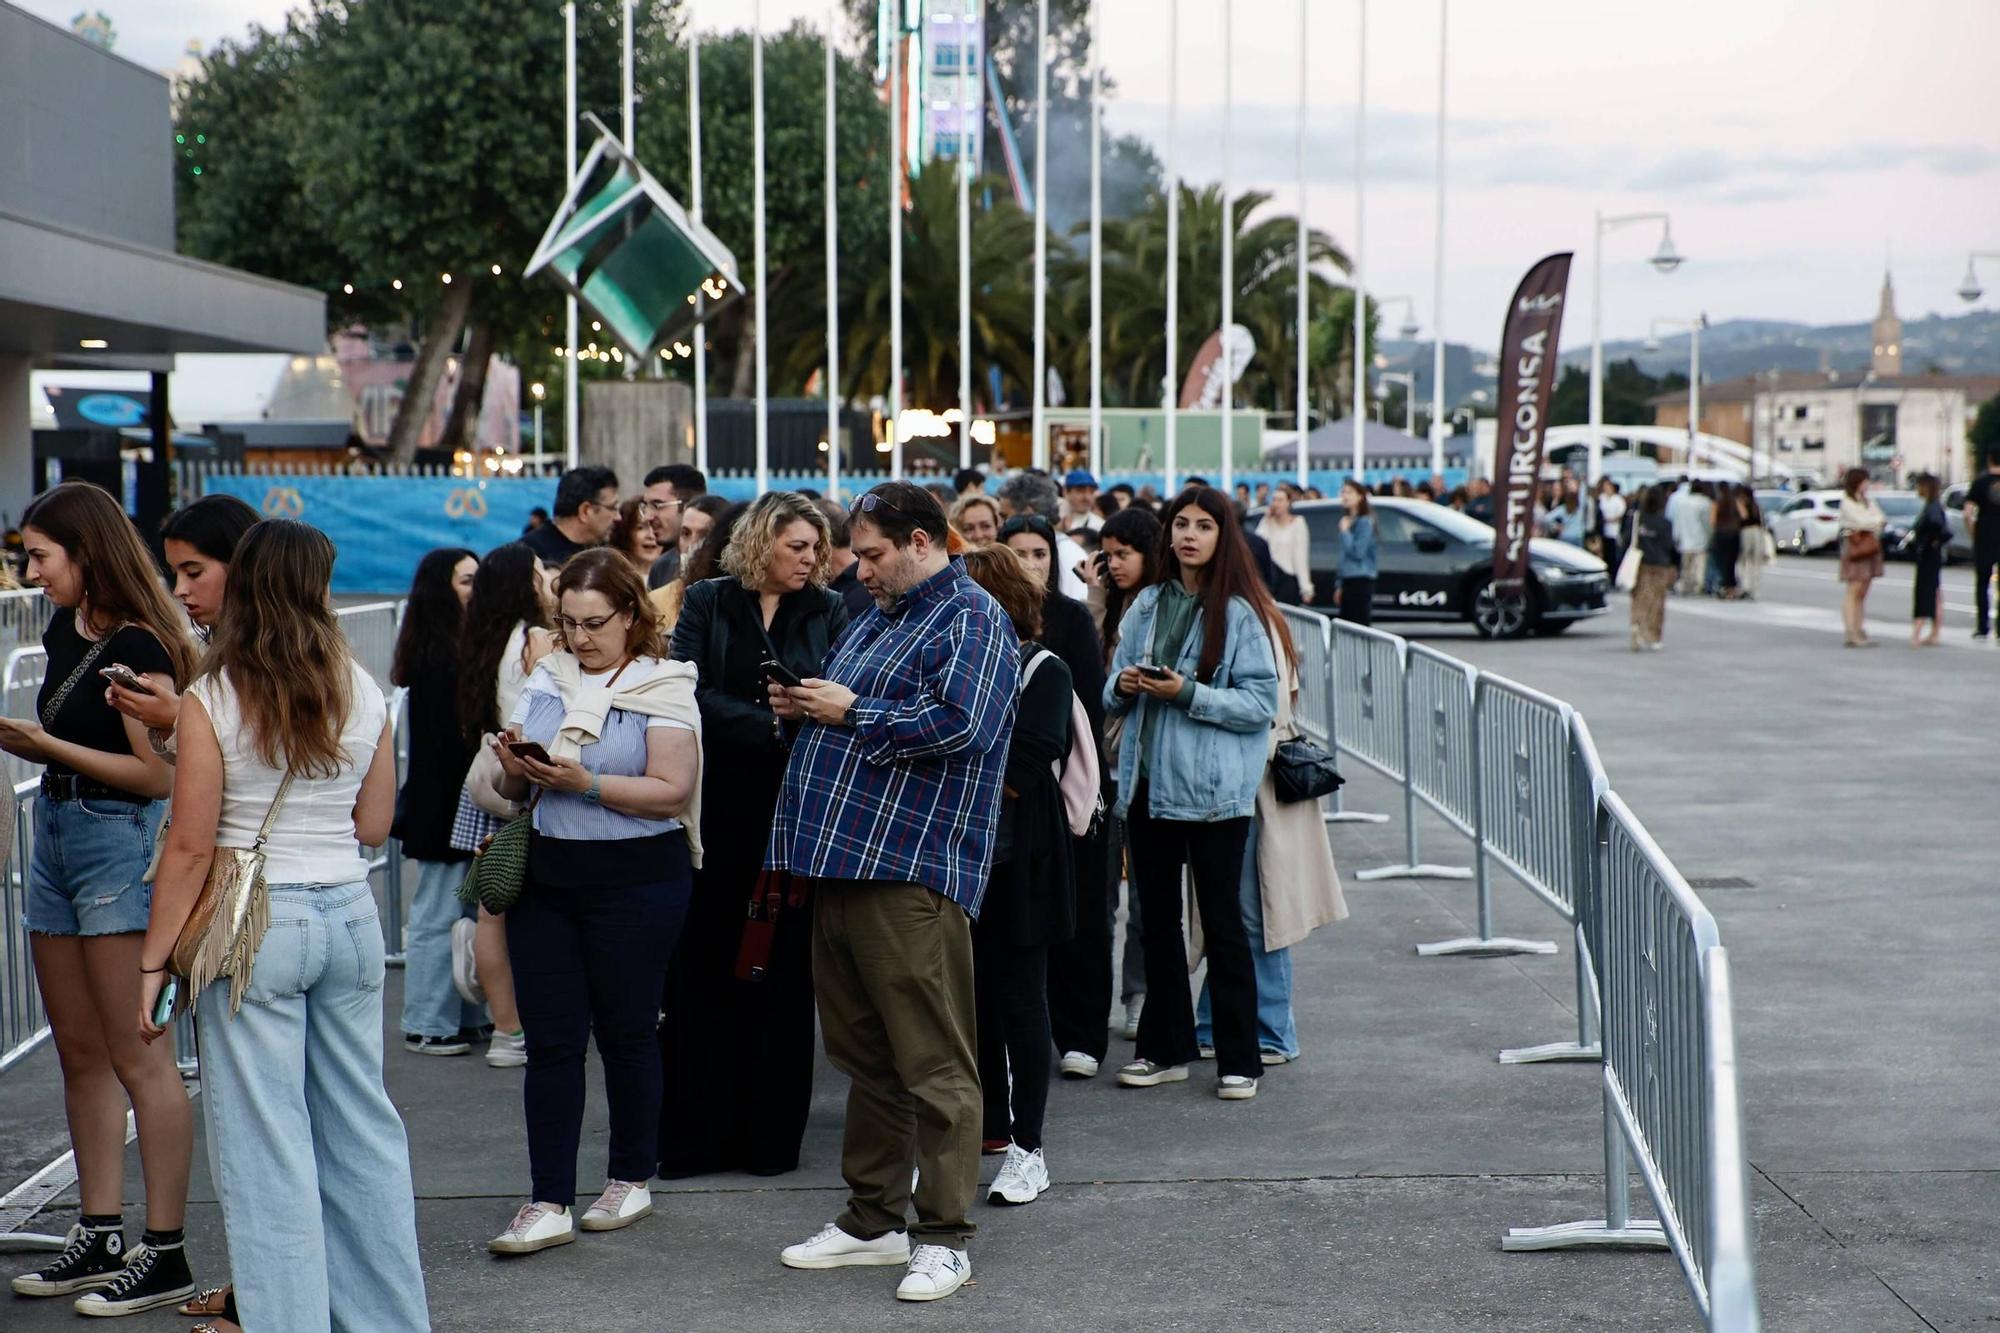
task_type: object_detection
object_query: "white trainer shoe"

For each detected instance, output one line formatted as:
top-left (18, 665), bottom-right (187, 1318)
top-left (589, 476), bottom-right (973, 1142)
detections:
top-left (895, 1244), bottom-right (971, 1301)
top-left (1115, 1059), bottom-right (1188, 1088)
top-left (1058, 1051), bottom-right (1099, 1078)
top-left (987, 1144), bottom-right (1049, 1206)
top-left (1218, 1075), bottom-right (1259, 1101)
top-left (450, 916), bottom-right (483, 1004)
top-left (780, 1222), bottom-right (911, 1270)
top-left (579, 1179), bottom-right (652, 1232)
top-left (488, 1202), bottom-right (574, 1255)
top-left (486, 1029), bottom-right (528, 1068)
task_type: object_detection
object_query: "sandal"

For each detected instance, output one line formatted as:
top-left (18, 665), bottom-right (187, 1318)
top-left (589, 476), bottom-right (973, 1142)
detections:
top-left (180, 1287), bottom-right (231, 1317)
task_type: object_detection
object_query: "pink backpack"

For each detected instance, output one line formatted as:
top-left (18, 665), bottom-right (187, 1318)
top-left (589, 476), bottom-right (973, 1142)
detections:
top-left (1021, 649), bottom-right (1103, 838)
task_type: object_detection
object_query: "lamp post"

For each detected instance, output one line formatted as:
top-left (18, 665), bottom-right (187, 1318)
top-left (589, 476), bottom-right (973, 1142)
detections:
top-left (1429, 0), bottom-right (1449, 483)
top-left (1379, 370), bottom-right (1417, 437)
top-left (530, 382), bottom-right (545, 471)
top-left (1590, 209), bottom-right (1684, 485)
top-left (1958, 251), bottom-right (2000, 304)
top-left (1646, 313), bottom-right (1706, 471)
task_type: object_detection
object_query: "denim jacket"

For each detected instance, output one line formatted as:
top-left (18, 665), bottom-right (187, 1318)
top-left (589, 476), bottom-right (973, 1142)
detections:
top-left (1103, 584), bottom-right (1279, 822)
top-left (1338, 514), bottom-right (1378, 579)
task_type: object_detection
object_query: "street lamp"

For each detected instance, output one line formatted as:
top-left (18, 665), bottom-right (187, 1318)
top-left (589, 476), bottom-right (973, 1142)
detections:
top-left (1378, 370), bottom-right (1418, 436)
top-left (1645, 313), bottom-right (1706, 471)
top-left (1958, 251), bottom-right (2000, 304)
top-left (1590, 210), bottom-right (1685, 486)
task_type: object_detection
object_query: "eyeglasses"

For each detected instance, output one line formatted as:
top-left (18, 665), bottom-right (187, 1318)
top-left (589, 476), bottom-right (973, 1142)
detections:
top-left (554, 613), bottom-right (624, 636)
top-left (850, 491), bottom-right (912, 521)
top-left (642, 498), bottom-right (684, 515)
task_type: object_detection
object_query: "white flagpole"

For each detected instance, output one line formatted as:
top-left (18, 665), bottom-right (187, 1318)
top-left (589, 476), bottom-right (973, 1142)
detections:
top-left (1163, 0), bottom-right (1179, 497)
top-left (1219, 1), bottom-right (1234, 496)
top-left (1088, 0), bottom-right (1102, 481)
top-left (621, 0), bottom-right (634, 152)
top-left (691, 32), bottom-right (708, 470)
top-left (1351, 0), bottom-right (1368, 484)
top-left (889, 18), bottom-right (903, 481)
top-left (958, 11), bottom-right (973, 471)
top-left (825, 7), bottom-right (840, 499)
top-left (1429, 0), bottom-right (1448, 481)
top-left (1295, 0), bottom-right (1310, 492)
top-left (563, 2), bottom-right (579, 469)
top-left (753, 1), bottom-right (769, 493)
top-left (1031, 0), bottom-right (1049, 472)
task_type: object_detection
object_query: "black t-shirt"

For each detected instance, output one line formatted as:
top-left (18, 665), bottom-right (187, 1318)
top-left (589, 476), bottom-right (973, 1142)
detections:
top-left (521, 522), bottom-right (592, 569)
top-left (1968, 473), bottom-right (2000, 555)
top-left (38, 613), bottom-right (174, 786)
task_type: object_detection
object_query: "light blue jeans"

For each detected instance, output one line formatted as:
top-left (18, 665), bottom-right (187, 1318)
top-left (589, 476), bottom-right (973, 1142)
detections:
top-left (1195, 819), bottom-right (1300, 1059)
top-left (399, 859), bottom-right (485, 1039)
top-left (198, 880), bottom-right (431, 1333)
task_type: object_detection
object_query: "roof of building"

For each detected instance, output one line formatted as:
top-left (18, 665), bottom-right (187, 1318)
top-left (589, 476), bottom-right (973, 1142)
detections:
top-left (1651, 371), bottom-right (2000, 407)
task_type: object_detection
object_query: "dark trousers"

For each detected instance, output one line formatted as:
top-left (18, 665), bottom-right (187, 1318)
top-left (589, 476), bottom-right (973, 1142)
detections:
top-left (974, 924), bottom-right (1050, 1151)
top-left (1046, 826), bottom-right (1114, 1061)
top-left (1977, 554), bottom-right (1998, 635)
top-left (1126, 801), bottom-right (1260, 1080)
top-left (1338, 576), bottom-right (1375, 625)
top-left (506, 841), bottom-right (692, 1205)
top-left (1711, 530), bottom-right (1741, 591)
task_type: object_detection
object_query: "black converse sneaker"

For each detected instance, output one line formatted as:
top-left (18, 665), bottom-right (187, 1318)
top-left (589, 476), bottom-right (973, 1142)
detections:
top-left (10, 1222), bottom-right (125, 1297)
top-left (72, 1238), bottom-right (195, 1317)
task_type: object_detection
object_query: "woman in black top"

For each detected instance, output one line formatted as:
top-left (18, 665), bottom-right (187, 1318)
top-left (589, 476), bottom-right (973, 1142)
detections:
top-left (1, 482), bottom-right (202, 1315)
top-left (1709, 484), bottom-right (1745, 599)
top-left (660, 492), bottom-right (847, 1177)
top-left (391, 547), bottom-right (483, 1055)
top-left (960, 544), bottom-right (1074, 1206)
top-left (1629, 485), bottom-right (1680, 652)
top-left (1910, 474), bottom-right (1950, 648)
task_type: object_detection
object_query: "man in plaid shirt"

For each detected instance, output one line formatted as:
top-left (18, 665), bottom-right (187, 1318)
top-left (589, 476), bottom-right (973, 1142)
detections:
top-left (767, 481), bottom-right (1016, 1303)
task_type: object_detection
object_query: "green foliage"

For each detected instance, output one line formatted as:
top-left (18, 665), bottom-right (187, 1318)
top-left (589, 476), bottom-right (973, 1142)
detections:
top-left (1548, 359), bottom-right (1688, 428)
top-left (1970, 392), bottom-right (2000, 467)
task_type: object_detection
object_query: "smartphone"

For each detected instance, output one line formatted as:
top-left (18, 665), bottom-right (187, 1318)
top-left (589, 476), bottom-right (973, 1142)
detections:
top-left (506, 739), bottom-right (553, 765)
top-left (759, 659), bottom-right (803, 690)
top-left (1138, 664), bottom-right (1173, 681)
top-left (100, 663), bottom-right (152, 693)
top-left (151, 976), bottom-right (181, 1027)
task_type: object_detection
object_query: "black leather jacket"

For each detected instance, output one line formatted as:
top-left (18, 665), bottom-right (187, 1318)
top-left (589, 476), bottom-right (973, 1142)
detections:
top-left (669, 577), bottom-right (849, 760)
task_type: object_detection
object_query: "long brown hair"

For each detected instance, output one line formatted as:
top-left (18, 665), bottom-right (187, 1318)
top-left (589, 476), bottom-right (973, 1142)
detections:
top-left (554, 548), bottom-right (668, 659)
top-left (960, 544), bottom-right (1044, 642)
top-left (204, 520), bottom-right (355, 778)
top-left (1156, 486), bottom-right (1296, 683)
top-left (22, 482), bottom-right (197, 683)
top-left (459, 542), bottom-right (549, 743)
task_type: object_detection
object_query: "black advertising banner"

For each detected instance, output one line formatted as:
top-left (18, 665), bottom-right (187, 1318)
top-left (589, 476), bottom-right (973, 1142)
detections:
top-left (1490, 252), bottom-right (1573, 589)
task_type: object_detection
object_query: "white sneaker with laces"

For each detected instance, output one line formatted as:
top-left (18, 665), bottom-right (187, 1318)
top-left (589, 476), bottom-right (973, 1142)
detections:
top-left (780, 1222), bottom-right (911, 1270)
top-left (488, 1202), bottom-right (575, 1255)
top-left (987, 1145), bottom-right (1049, 1206)
top-left (895, 1244), bottom-right (971, 1301)
top-left (486, 1029), bottom-right (528, 1068)
top-left (579, 1179), bottom-right (652, 1232)
top-left (1115, 1059), bottom-right (1188, 1088)
top-left (1260, 1049), bottom-right (1293, 1067)
top-left (1218, 1074), bottom-right (1259, 1100)
top-left (1058, 1051), bottom-right (1099, 1078)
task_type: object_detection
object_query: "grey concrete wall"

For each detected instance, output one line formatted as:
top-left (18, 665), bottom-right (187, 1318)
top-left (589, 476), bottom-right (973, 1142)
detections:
top-left (0, 356), bottom-right (33, 529)
top-left (583, 381), bottom-right (695, 491)
top-left (0, 4), bottom-right (173, 250)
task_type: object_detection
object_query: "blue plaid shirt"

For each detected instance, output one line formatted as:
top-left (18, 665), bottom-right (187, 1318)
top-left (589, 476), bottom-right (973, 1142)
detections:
top-left (766, 559), bottom-right (1018, 915)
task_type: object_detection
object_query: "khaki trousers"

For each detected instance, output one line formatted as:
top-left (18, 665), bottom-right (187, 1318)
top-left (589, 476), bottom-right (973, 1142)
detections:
top-left (1678, 550), bottom-right (1707, 596)
top-left (1630, 564), bottom-right (1675, 645)
top-left (812, 878), bottom-right (980, 1250)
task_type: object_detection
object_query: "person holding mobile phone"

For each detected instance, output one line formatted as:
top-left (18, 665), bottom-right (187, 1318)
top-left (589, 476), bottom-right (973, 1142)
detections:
top-left (660, 493), bottom-right (846, 1180)
top-left (4, 482), bottom-right (203, 1316)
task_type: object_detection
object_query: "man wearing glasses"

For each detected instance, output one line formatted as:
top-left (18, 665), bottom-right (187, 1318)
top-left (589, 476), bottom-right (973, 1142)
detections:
top-left (522, 465), bottom-right (620, 569)
top-left (766, 481), bottom-right (1017, 1303)
top-left (641, 463), bottom-right (707, 589)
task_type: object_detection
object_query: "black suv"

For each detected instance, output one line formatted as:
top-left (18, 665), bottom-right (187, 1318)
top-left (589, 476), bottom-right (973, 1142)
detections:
top-left (1275, 497), bottom-right (1610, 638)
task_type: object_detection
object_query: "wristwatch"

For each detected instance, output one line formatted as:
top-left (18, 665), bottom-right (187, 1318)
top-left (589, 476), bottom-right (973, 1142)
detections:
top-left (841, 704), bottom-right (858, 728)
top-left (582, 773), bottom-right (603, 805)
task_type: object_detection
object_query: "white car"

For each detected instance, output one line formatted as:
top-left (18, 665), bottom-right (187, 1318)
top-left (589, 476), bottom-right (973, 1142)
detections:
top-left (1767, 490), bottom-right (1846, 555)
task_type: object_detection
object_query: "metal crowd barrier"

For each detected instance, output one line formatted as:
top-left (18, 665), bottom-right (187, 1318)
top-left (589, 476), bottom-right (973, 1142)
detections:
top-left (0, 780), bottom-right (41, 1077)
top-left (0, 589), bottom-right (48, 651)
top-left (1332, 622), bottom-right (1471, 883)
top-left (1503, 792), bottom-right (1759, 1332)
top-left (338, 600), bottom-right (404, 690)
top-left (1277, 607), bottom-right (1380, 828)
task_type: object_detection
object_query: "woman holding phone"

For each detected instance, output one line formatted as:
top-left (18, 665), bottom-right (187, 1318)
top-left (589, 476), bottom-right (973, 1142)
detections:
top-left (662, 492), bottom-right (845, 1177)
top-left (3, 482), bottom-right (201, 1315)
top-left (1335, 480), bottom-right (1377, 624)
top-left (1103, 486), bottom-right (1280, 1102)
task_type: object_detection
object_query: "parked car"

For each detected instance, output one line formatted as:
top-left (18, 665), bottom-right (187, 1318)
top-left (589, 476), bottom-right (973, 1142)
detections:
top-left (1944, 482), bottom-right (1973, 562)
top-left (1873, 491), bottom-right (1925, 559)
top-left (1767, 490), bottom-right (1845, 554)
top-left (1270, 497), bottom-right (1610, 639)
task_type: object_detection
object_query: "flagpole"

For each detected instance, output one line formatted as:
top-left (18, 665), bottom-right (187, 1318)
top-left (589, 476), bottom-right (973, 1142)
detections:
top-left (1295, 0), bottom-right (1310, 492)
top-left (824, 6), bottom-right (840, 498)
top-left (1219, 1), bottom-right (1234, 496)
top-left (1163, 0), bottom-right (1179, 497)
top-left (1351, 0), bottom-right (1368, 484)
top-left (889, 15), bottom-right (903, 481)
top-left (1429, 0), bottom-right (1449, 481)
top-left (563, 2), bottom-right (578, 469)
top-left (1088, 0), bottom-right (1102, 482)
top-left (958, 9), bottom-right (973, 470)
top-left (753, 0), bottom-right (768, 493)
top-left (691, 31), bottom-right (708, 470)
top-left (1030, 0), bottom-right (1049, 472)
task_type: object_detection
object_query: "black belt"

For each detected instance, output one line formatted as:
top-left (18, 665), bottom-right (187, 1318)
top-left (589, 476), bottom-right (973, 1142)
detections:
top-left (40, 773), bottom-right (145, 805)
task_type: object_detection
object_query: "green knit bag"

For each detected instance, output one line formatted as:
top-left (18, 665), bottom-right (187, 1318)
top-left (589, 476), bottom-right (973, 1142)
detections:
top-left (457, 796), bottom-right (539, 913)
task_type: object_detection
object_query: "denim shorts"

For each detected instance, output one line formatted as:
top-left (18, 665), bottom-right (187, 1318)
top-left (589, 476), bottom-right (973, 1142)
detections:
top-left (25, 795), bottom-right (165, 937)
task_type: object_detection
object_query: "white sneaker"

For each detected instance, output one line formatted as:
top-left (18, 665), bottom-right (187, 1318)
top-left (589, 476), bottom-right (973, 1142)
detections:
top-left (1260, 1049), bottom-right (1294, 1067)
top-left (1058, 1051), bottom-right (1099, 1078)
top-left (488, 1202), bottom-right (574, 1255)
top-left (450, 916), bottom-right (484, 1004)
top-left (1116, 1059), bottom-right (1188, 1088)
top-left (1121, 995), bottom-right (1145, 1040)
top-left (780, 1222), bottom-right (911, 1270)
top-left (987, 1144), bottom-right (1049, 1206)
top-left (895, 1244), bottom-right (971, 1301)
top-left (1196, 1043), bottom-right (1215, 1060)
top-left (486, 1029), bottom-right (528, 1068)
top-left (579, 1179), bottom-right (652, 1232)
top-left (1218, 1075), bottom-right (1259, 1101)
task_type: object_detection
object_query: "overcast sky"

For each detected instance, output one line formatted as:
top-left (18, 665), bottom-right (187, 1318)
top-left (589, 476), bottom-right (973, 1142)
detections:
top-left (19, 0), bottom-right (2000, 349)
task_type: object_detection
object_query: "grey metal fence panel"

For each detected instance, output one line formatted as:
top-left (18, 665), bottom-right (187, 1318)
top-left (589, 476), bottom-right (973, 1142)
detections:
top-left (0, 781), bottom-right (44, 1077)
top-left (336, 601), bottom-right (404, 692)
top-left (1329, 620), bottom-right (1406, 783)
top-left (1277, 607), bottom-right (1333, 748)
top-left (1404, 644), bottom-right (1479, 838)
top-left (1475, 673), bottom-right (1584, 923)
top-left (0, 591), bottom-right (49, 652)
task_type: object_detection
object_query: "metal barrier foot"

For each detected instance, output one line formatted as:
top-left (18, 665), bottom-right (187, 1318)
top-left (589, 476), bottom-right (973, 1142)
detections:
top-left (1325, 809), bottom-right (1391, 825)
top-left (0, 1232), bottom-right (68, 1253)
top-left (1415, 935), bottom-right (1558, 958)
top-left (1497, 1040), bottom-right (1601, 1064)
top-left (1501, 1218), bottom-right (1668, 1251)
top-left (1354, 862), bottom-right (1475, 882)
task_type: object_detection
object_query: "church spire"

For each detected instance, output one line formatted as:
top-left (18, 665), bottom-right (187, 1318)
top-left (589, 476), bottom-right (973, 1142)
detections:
top-left (1871, 268), bottom-right (1902, 376)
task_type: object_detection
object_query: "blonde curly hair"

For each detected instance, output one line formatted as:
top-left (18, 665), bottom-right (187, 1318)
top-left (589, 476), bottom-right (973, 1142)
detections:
top-left (718, 491), bottom-right (834, 590)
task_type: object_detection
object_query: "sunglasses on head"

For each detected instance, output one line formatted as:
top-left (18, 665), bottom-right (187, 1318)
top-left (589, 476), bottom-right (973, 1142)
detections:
top-left (851, 490), bottom-right (913, 520)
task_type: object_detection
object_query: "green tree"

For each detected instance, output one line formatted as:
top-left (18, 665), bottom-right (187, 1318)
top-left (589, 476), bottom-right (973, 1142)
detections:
top-left (1970, 392), bottom-right (2000, 470)
top-left (1548, 359), bottom-right (1687, 429)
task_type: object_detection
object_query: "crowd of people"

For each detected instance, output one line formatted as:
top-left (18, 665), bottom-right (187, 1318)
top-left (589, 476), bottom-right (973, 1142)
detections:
top-left (3, 459), bottom-right (1351, 1325)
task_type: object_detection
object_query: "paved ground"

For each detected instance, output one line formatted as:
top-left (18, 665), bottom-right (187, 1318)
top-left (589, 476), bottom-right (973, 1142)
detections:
top-left (2, 552), bottom-right (1994, 1330)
